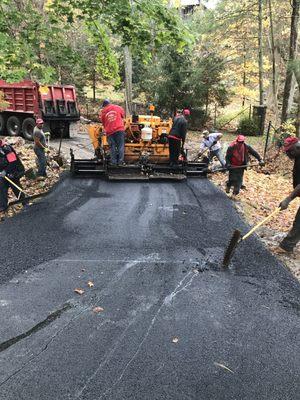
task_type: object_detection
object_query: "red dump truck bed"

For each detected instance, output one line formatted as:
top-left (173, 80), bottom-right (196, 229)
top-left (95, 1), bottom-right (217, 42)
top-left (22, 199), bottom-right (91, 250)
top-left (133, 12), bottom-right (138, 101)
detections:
top-left (0, 80), bottom-right (80, 140)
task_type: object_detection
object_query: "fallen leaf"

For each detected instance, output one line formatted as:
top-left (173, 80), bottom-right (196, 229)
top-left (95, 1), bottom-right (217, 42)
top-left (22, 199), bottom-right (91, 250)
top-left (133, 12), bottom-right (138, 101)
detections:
top-left (74, 288), bottom-right (85, 295)
top-left (93, 306), bottom-right (104, 313)
top-left (87, 281), bottom-right (94, 288)
top-left (214, 362), bottom-right (234, 373)
top-left (172, 337), bottom-right (179, 343)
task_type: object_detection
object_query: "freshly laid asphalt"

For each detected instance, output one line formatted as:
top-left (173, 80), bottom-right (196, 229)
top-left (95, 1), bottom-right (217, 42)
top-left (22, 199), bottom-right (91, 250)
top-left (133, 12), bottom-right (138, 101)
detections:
top-left (0, 176), bottom-right (299, 399)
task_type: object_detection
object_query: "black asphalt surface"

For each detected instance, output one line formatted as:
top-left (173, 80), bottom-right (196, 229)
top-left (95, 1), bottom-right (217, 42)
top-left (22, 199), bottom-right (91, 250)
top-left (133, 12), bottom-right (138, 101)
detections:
top-left (0, 177), bottom-right (299, 399)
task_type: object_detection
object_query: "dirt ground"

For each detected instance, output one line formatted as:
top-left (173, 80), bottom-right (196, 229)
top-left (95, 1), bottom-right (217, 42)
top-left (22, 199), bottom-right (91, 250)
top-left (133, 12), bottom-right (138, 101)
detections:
top-left (186, 131), bottom-right (300, 280)
top-left (0, 137), bottom-right (64, 221)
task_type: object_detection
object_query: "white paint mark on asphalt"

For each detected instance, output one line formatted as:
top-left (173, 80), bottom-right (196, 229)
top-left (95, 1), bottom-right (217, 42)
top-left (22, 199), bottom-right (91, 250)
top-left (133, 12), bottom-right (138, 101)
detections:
top-left (115, 254), bottom-right (161, 279)
top-left (0, 300), bottom-right (10, 306)
top-left (164, 270), bottom-right (199, 306)
top-left (76, 270), bottom-right (200, 399)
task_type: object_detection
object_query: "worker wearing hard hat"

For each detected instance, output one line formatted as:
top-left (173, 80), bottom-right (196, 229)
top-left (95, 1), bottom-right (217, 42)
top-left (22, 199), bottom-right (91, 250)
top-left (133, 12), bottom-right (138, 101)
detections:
top-left (225, 135), bottom-right (264, 195)
top-left (168, 109), bottom-right (190, 166)
top-left (33, 118), bottom-right (48, 179)
top-left (100, 99), bottom-right (126, 166)
top-left (276, 137), bottom-right (300, 254)
top-left (0, 139), bottom-right (26, 212)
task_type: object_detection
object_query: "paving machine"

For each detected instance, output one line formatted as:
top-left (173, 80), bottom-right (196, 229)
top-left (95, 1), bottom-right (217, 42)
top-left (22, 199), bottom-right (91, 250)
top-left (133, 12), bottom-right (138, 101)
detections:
top-left (70, 108), bottom-right (207, 181)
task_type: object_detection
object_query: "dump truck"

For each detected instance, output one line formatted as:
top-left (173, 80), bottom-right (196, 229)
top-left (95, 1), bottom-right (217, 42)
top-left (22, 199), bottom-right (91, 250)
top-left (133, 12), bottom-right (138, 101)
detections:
top-left (0, 80), bottom-right (80, 140)
top-left (71, 109), bottom-right (207, 181)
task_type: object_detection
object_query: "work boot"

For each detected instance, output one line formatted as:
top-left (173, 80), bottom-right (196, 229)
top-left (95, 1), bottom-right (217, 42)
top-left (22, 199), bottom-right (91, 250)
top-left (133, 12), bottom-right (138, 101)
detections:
top-left (273, 245), bottom-right (294, 256)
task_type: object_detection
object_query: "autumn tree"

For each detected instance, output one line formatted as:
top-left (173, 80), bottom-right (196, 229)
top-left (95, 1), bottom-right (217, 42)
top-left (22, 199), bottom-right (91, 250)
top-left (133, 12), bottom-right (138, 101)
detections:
top-left (281, 0), bottom-right (300, 123)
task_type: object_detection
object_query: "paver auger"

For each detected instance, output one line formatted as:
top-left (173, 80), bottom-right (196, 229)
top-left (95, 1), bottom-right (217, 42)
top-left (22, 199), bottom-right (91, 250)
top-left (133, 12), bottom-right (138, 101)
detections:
top-left (70, 112), bottom-right (207, 181)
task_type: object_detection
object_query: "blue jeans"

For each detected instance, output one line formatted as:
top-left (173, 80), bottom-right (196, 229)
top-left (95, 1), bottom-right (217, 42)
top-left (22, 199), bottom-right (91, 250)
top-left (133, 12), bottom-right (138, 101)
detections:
top-left (34, 147), bottom-right (47, 176)
top-left (209, 148), bottom-right (226, 168)
top-left (107, 131), bottom-right (125, 165)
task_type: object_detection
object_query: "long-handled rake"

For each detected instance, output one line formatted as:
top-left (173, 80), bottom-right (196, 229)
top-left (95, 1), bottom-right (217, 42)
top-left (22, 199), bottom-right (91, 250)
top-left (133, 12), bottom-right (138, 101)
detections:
top-left (3, 176), bottom-right (46, 209)
top-left (222, 207), bottom-right (281, 268)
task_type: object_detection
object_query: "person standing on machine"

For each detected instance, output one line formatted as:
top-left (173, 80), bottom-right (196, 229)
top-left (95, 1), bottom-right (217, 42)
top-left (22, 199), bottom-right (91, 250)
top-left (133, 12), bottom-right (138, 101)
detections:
top-left (100, 99), bottom-right (126, 166)
top-left (168, 109), bottom-right (190, 166)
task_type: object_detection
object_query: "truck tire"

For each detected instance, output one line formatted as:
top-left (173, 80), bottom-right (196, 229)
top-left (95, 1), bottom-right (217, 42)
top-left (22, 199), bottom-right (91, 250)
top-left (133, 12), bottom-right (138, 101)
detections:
top-left (0, 115), bottom-right (5, 135)
top-left (22, 117), bottom-right (36, 141)
top-left (7, 116), bottom-right (21, 137)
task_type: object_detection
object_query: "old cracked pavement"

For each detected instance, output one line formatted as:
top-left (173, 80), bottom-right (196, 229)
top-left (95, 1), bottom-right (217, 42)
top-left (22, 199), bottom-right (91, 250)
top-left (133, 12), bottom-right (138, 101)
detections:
top-left (0, 177), bottom-right (299, 399)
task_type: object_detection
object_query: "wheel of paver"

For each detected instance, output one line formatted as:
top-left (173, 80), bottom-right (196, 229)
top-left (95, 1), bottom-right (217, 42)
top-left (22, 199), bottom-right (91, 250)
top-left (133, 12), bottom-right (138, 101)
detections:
top-left (22, 117), bottom-right (36, 141)
top-left (0, 115), bottom-right (5, 135)
top-left (6, 116), bottom-right (21, 137)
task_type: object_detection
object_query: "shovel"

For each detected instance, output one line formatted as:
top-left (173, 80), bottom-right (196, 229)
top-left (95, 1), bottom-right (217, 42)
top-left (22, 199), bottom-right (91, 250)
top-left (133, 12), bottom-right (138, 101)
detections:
top-left (222, 207), bottom-right (281, 268)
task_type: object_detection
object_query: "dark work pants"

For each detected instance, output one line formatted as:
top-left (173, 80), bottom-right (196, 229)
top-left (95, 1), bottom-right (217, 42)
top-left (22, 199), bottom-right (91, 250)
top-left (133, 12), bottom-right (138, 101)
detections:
top-left (169, 138), bottom-right (181, 165)
top-left (280, 206), bottom-right (300, 252)
top-left (0, 176), bottom-right (26, 210)
top-left (226, 169), bottom-right (245, 195)
top-left (107, 131), bottom-right (125, 165)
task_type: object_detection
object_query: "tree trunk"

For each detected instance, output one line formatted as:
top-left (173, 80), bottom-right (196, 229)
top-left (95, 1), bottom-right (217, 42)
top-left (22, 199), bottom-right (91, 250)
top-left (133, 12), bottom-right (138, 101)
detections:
top-left (92, 69), bottom-right (96, 102)
top-left (296, 91), bottom-right (300, 137)
top-left (242, 42), bottom-right (246, 107)
top-left (258, 0), bottom-right (264, 105)
top-left (281, 0), bottom-right (300, 123)
top-left (268, 0), bottom-right (279, 123)
top-left (124, 46), bottom-right (133, 116)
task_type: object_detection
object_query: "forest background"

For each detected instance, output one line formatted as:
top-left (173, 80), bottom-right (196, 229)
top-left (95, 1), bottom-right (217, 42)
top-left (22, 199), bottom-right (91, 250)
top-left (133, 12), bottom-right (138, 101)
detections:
top-left (0, 0), bottom-right (299, 134)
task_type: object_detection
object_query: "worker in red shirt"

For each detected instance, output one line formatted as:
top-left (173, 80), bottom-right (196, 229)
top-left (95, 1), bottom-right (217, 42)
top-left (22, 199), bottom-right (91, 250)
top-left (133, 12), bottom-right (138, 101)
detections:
top-left (225, 135), bottom-right (264, 195)
top-left (100, 99), bottom-right (126, 165)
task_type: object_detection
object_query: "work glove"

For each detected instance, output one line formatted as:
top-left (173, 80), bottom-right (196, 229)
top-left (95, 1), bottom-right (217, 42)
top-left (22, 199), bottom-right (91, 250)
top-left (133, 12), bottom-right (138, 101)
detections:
top-left (259, 160), bottom-right (265, 166)
top-left (0, 170), bottom-right (6, 178)
top-left (279, 198), bottom-right (291, 211)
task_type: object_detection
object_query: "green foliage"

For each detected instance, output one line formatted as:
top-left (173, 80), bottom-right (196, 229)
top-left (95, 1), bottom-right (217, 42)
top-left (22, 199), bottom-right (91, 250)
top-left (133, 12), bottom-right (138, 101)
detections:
top-left (51, 0), bottom-right (191, 61)
top-left (237, 116), bottom-right (260, 136)
top-left (216, 109), bottom-right (249, 129)
top-left (274, 119), bottom-right (297, 147)
top-left (134, 45), bottom-right (230, 116)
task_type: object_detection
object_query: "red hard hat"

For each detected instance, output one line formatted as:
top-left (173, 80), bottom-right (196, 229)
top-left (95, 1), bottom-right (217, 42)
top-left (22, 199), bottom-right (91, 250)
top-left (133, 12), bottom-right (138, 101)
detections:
top-left (237, 135), bottom-right (246, 142)
top-left (283, 136), bottom-right (298, 152)
top-left (36, 118), bottom-right (44, 125)
top-left (183, 109), bottom-right (191, 116)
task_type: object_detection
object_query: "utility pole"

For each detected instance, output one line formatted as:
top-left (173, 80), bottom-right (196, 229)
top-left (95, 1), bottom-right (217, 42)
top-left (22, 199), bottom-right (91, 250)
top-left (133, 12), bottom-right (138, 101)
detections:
top-left (124, 0), bottom-right (134, 115)
top-left (258, 0), bottom-right (264, 106)
top-left (124, 46), bottom-right (133, 116)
